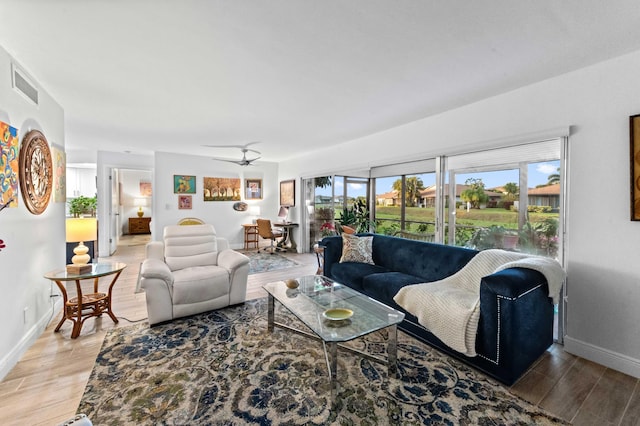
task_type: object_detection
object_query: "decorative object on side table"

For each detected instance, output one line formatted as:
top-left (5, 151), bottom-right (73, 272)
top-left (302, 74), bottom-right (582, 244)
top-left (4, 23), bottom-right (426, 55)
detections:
top-left (66, 217), bottom-right (97, 273)
top-left (285, 278), bottom-right (299, 289)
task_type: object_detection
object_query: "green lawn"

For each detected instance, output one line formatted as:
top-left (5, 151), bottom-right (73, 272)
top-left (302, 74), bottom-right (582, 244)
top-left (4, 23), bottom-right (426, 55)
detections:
top-left (375, 206), bottom-right (558, 230)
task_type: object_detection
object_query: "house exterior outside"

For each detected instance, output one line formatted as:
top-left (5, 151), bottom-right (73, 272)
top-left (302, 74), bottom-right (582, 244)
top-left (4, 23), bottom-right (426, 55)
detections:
top-left (528, 183), bottom-right (560, 209)
top-left (419, 184), bottom-right (503, 208)
top-left (376, 191), bottom-right (399, 206)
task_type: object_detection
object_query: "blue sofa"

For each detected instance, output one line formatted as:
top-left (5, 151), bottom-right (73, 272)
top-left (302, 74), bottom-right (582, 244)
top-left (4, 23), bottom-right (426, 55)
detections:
top-left (321, 233), bottom-right (554, 385)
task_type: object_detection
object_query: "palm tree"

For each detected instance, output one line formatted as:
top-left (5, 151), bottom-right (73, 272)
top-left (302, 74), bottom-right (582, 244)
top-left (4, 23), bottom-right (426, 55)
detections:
top-left (547, 168), bottom-right (560, 185)
top-left (392, 177), bottom-right (424, 207)
top-left (503, 182), bottom-right (518, 195)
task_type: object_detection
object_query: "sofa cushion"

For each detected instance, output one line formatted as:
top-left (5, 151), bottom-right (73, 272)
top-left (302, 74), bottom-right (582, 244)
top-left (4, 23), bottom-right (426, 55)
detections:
top-left (370, 235), bottom-right (478, 281)
top-left (362, 272), bottom-right (426, 307)
top-left (331, 262), bottom-right (389, 291)
top-left (339, 233), bottom-right (374, 264)
top-left (172, 266), bottom-right (230, 304)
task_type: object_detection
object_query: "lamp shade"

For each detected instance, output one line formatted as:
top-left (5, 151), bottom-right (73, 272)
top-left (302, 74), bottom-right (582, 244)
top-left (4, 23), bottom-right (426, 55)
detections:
top-left (66, 218), bottom-right (97, 243)
top-left (133, 197), bottom-right (148, 207)
top-left (249, 205), bottom-right (261, 216)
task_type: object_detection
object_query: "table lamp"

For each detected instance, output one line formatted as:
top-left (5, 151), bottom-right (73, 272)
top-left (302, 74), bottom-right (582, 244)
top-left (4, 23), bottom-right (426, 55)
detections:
top-left (66, 218), bottom-right (97, 267)
top-left (249, 205), bottom-right (261, 223)
top-left (278, 206), bottom-right (289, 223)
top-left (134, 197), bottom-right (147, 217)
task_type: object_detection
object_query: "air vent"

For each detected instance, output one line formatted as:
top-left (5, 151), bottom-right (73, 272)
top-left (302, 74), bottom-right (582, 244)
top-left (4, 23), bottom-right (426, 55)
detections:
top-left (11, 63), bottom-right (38, 105)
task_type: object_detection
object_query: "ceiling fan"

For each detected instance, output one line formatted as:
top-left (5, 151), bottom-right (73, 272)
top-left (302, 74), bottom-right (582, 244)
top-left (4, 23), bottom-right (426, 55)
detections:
top-left (203, 141), bottom-right (261, 166)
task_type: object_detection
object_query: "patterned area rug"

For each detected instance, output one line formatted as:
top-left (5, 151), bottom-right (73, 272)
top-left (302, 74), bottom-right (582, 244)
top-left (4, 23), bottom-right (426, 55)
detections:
top-left (78, 298), bottom-right (567, 425)
top-left (247, 251), bottom-right (300, 274)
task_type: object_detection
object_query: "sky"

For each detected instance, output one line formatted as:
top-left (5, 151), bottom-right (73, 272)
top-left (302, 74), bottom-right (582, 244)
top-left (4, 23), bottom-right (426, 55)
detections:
top-left (317, 160), bottom-right (560, 198)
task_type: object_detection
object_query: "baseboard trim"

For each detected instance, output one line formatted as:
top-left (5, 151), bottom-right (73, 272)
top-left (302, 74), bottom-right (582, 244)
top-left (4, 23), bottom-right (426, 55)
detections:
top-left (0, 298), bottom-right (62, 381)
top-left (564, 336), bottom-right (640, 379)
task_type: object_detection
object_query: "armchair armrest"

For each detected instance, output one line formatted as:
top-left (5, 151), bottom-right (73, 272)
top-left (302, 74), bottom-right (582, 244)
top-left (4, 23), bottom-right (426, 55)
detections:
top-left (145, 241), bottom-right (164, 260)
top-left (140, 258), bottom-right (173, 285)
top-left (140, 258), bottom-right (174, 325)
top-left (218, 249), bottom-right (250, 271)
top-left (218, 249), bottom-right (250, 306)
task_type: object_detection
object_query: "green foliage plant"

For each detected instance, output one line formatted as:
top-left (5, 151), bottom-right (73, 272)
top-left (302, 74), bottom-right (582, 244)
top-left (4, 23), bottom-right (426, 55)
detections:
top-left (68, 195), bottom-right (97, 217)
top-left (338, 198), bottom-right (376, 233)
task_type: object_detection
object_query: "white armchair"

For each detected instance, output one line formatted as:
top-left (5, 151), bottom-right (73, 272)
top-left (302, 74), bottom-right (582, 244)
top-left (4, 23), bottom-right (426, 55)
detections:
top-left (140, 224), bottom-right (250, 325)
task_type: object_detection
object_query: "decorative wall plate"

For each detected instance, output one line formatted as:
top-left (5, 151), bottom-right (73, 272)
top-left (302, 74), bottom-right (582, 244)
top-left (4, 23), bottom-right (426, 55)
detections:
top-left (19, 129), bottom-right (53, 215)
top-left (233, 202), bottom-right (248, 211)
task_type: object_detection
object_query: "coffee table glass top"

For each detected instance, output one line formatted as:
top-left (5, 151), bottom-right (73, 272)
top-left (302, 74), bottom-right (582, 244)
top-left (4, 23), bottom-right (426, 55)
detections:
top-left (263, 275), bottom-right (404, 342)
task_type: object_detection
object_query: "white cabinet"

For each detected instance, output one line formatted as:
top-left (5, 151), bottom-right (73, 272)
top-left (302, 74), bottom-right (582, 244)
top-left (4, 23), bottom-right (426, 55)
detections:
top-left (66, 167), bottom-right (97, 198)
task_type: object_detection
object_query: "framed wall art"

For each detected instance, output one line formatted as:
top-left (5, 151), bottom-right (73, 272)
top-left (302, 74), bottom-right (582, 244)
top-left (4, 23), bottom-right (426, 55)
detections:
top-left (245, 178), bottom-right (263, 200)
top-left (203, 176), bottom-right (241, 201)
top-left (178, 195), bottom-right (192, 210)
top-left (631, 114), bottom-right (640, 220)
top-left (140, 181), bottom-right (152, 196)
top-left (0, 120), bottom-right (19, 209)
top-left (174, 175), bottom-right (196, 194)
top-left (280, 179), bottom-right (295, 207)
top-left (51, 144), bottom-right (66, 203)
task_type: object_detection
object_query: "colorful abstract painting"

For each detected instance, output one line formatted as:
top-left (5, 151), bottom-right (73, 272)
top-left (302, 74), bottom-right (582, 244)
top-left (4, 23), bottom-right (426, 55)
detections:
top-left (203, 177), bottom-right (241, 201)
top-left (0, 121), bottom-right (19, 208)
top-left (174, 175), bottom-right (196, 194)
top-left (52, 144), bottom-right (66, 203)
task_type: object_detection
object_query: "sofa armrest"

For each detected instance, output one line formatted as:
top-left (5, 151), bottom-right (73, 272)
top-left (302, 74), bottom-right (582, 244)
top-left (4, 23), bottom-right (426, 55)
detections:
top-left (145, 241), bottom-right (164, 260)
top-left (477, 267), bottom-right (554, 382)
top-left (320, 236), bottom-right (344, 277)
top-left (480, 267), bottom-right (548, 299)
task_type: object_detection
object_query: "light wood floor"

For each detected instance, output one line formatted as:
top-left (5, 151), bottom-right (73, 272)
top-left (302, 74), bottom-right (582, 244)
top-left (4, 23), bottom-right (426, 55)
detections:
top-left (0, 235), bottom-right (638, 425)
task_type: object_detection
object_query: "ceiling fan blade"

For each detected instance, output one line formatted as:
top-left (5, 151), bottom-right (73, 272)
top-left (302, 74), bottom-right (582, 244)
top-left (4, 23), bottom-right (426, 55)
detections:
top-left (211, 157), bottom-right (244, 165)
top-left (202, 141), bottom-right (261, 155)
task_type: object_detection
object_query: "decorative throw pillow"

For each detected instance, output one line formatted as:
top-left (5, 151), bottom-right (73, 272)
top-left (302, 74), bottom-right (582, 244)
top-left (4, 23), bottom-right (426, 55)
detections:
top-left (339, 233), bottom-right (374, 264)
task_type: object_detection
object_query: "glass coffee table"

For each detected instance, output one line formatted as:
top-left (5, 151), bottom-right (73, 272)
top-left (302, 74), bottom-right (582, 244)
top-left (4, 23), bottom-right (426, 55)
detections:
top-left (263, 275), bottom-right (405, 401)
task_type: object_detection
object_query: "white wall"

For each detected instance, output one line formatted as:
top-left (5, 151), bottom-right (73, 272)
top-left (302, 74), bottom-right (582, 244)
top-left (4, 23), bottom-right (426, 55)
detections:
top-left (0, 46), bottom-right (65, 379)
top-left (151, 152), bottom-right (279, 248)
top-left (282, 49), bottom-right (640, 378)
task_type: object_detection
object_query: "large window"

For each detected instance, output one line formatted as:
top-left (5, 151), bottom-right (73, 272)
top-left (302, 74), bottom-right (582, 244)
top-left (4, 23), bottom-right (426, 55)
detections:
top-left (444, 139), bottom-right (563, 262)
top-left (374, 173), bottom-right (436, 238)
top-left (302, 175), bottom-right (371, 251)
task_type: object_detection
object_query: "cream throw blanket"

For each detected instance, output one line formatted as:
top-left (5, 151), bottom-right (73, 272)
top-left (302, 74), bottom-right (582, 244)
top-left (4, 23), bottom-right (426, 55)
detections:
top-left (393, 249), bottom-right (565, 357)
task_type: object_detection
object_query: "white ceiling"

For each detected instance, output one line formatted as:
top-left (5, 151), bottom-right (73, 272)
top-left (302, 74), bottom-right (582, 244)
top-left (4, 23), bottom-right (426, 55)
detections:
top-left (2, 1), bottom-right (640, 163)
